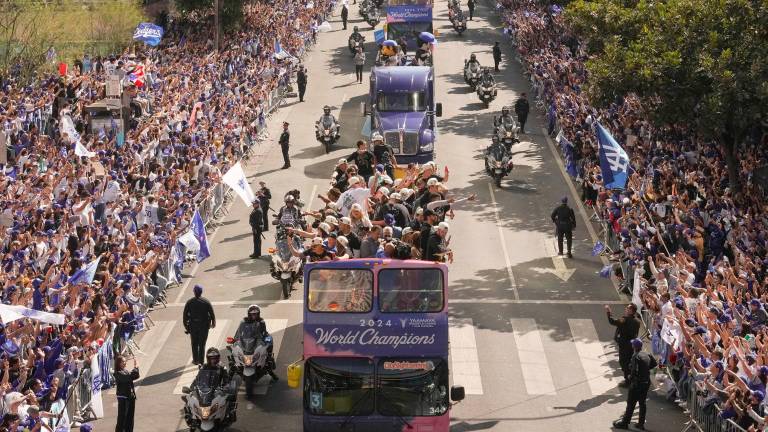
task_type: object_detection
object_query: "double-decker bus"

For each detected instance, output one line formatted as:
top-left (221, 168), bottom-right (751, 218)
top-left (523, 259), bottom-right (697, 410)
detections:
top-left (385, 0), bottom-right (434, 51)
top-left (300, 259), bottom-right (464, 432)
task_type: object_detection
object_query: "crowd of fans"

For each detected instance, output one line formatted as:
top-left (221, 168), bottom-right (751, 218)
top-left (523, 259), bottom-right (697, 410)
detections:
top-left (0, 0), bottom-right (330, 429)
top-left (499, 0), bottom-right (768, 430)
top-left (278, 137), bottom-right (475, 264)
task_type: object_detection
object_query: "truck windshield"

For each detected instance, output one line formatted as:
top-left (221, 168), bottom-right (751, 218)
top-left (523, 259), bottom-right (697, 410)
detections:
top-left (377, 92), bottom-right (426, 112)
top-left (377, 358), bottom-right (449, 417)
top-left (305, 357), bottom-right (375, 416)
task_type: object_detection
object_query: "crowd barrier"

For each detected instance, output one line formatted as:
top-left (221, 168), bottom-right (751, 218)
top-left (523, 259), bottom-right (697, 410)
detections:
top-left (58, 18), bottom-right (321, 429)
top-left (501, 12), bottom-right (757, 432)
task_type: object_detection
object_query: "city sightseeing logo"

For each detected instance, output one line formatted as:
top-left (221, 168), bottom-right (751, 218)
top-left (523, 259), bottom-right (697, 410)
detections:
top-left (314, 327), bottom-right (436, 349)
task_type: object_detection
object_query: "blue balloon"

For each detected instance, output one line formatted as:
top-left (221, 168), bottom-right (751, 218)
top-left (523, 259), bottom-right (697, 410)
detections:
top-left (419, 32), bottom-right (436, 43)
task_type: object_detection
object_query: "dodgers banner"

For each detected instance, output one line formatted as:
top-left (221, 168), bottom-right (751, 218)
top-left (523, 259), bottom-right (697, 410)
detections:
top-left (133, 23), bottom-right (164, 46)
top-left (386, 5), bottom-right (432, 22)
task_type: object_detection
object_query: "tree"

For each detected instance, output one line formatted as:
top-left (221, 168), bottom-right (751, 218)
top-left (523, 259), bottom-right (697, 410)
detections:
top-left (175, 0), bottom-right (244, 32)
top-left (565, 0), bottom-right (768, 191)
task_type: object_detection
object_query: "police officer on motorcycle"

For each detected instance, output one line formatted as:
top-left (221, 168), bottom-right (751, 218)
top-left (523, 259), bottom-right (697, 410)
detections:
top-left (480, 67), bottom-right (495, 87)
top-left (466, 54), bottom-right (481, 72)
top-left (275, 195), bottom-right (303, 228)
top-left (485, 135), bottom-right (510, 173)
top-left (234, 305), bottom-right (279, 382)
top-left (316, 105), bottom-right (340, 139)
top-left (196, 348), bottom-right (232, 388)
top-left (350, 26), bottom-right (364, 43)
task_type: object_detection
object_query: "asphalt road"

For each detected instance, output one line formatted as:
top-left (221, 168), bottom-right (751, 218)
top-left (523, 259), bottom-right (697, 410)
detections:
top-left (99, 2), bottom-right (687, 431)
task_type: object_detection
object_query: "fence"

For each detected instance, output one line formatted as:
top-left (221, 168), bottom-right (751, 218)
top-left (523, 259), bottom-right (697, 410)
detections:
top-left (60, 21), bottom-right (320, 430)
top-left (501, 12), bottom-right (753, 432)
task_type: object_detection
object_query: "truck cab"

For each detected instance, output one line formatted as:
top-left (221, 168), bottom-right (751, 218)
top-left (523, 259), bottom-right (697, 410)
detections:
top-left (362, 66), bottom-right (442, 164)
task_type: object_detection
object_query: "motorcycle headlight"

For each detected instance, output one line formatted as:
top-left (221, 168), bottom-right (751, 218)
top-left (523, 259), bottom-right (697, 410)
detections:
top-left (505, 131), bottom-right (512, 137)
top-left (494, 161), bottom-right (502, 167)
top-left (324, 129), bottom-right (330, 134)
top-left (244, 355), bottom-right (252, 366)
top-left (200, 406), bottom-right (211, 420)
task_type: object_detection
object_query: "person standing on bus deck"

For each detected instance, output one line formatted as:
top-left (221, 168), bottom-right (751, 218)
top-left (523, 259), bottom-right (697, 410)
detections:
top-left (297, 66), bottom-right (307, 102)
top-left (492, 41), bottom-right (502, 72)
top-left (467, 0), bottom-right (475, 20)
top-left (250, 198), bottom-right (264, 259)
top-left (279, 122), bottom-right (291, 169)
top-left (114, 355), bottom-right (139, 432)
top-left (183, 285), bottom-right (216, 365)
top-left (550, 196), bottom-right (576, 258)
top-left (341, 1), bottom-right (349, 30)
top-left (613, 338), bottom-right (657, 430)
top-left (605, 304), bottom-right (640, 387)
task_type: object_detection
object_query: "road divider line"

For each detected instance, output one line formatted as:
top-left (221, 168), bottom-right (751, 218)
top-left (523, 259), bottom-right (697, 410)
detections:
top-left (253, 318), bottom-right (289, 395)
top-left (449, 318), bottom-right (484, 395)
top-left (487, 182), bottom-right (519, 300)
top-left (173, 320), bottom-right (230, 395)
top-left (568, 318), bottom-right (621, 396)
top-left (510, 318), bottom-right (556, 395)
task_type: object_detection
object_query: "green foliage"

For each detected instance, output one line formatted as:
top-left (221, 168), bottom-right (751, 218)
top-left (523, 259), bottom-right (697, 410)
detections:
top-left (175, 0), bottom-right (244, 31)
top-left (565, 0), bottom-right (768, 188)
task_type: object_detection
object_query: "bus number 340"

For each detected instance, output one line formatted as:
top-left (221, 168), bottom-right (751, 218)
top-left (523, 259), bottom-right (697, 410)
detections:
top-left (359, 319), bottom-right (393, 328)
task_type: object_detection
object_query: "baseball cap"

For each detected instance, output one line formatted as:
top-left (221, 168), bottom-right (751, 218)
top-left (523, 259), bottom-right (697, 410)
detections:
top-left (337, 235), bottom-right (349, 248)
top-left (339, 216), bottom-right (352, 225)
top-left (427, 178), bottom-right (439, 187)
top-left (390, 192), bottom-right (402, 201)
top-left (338, 158), bottom-right (347, 165)
top-left (378, 187), bottom-right (390, 197)
top-left (348, 176), bottom-right (361, 187)
top-left (324, 216), bottom-right (338, 226)
top-left (312, 237), bottom-right (323, 246)
top-left (438, 221), bottom-right (450, 231)
top-left (318, 222), bottom-right (331, 234)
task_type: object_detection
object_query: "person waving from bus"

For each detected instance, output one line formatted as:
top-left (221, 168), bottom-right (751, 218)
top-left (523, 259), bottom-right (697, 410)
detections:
top-left (288, 236), bottom-right (335, 262)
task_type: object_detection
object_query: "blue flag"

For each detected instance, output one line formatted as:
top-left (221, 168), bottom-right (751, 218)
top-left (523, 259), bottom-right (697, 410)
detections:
top-left (560, 134), bottom-right (578, 178)
top-left (133, 23), bottom-right (164, 47)
top-left (596, 122), bottom-right (629, 190)
top-left (599, 263), bottom-right (614, 278)
top-left (191, 209), bottom-right (210, 262)
top-left (374, 29), bottom-right (385, 44)
top-left (591, 241), bottom-right (605, 256)
top-left (68, 256), bottom-right (101, 285)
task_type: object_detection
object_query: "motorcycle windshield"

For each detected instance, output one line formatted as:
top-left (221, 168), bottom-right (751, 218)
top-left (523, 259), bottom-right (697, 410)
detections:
top-left (275, 238), bottom-right (292, 262)
top-left (195, 370), bottom-right (220, 406)
top-left (489, 146), bottom-right (507, 160)
top-left (321, 118), bottom-right (334, 128)
top-left (240, 336), bottom-right (258, 354)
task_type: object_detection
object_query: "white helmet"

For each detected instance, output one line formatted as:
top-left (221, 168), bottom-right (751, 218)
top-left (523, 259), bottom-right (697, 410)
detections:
top-left (371, 132), bottom-right (384, 142)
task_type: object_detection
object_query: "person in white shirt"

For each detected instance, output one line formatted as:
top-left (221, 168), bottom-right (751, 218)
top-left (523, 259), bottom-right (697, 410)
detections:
top-left (335, 174), bottom-right (377, 217)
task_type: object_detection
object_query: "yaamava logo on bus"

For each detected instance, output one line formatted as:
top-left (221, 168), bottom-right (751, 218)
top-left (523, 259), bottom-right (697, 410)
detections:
top-left (314, 327), bottom-right (436, 349)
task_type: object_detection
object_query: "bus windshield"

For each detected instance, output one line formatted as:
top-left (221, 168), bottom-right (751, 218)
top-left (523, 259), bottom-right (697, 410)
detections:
top-left (377, 92), bottom-right (426, 112)
top-left (305, 357), bottom-right (374, 416)
top-left (308, 269), bottom-right (373, 313)
top-left (378, 358), bottom-right (449, 417)
top-left (378, 268), bottom-right (444, 312)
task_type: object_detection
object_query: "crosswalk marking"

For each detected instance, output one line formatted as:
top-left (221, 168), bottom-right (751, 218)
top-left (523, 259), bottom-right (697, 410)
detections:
top-left (510, 318), bottom-right (556, 395)
top-left (568, 319), bottom-right (621, 395)
top-left (135, 321), bottom-right (177, 392)
top-left (252, 319), bottom-right (289, 395)
top-left (449, 318), bottom-right (484, 395)
top-left (173, 320), bottom-right (231, 395)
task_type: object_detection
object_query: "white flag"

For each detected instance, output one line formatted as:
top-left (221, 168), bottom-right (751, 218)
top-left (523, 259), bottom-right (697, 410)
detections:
top-left (661, 318), bottom-right (683, 351)
top-left (632, 269), bottom-right (643, 310)
top-left (75, 141), bottom-right (96, 158)
top-left (90, 352), bottom-right (104, 418)
top-left (177, 231), bottom-right (200, 252)
top-left (221, 162), bottom-right (255, 206)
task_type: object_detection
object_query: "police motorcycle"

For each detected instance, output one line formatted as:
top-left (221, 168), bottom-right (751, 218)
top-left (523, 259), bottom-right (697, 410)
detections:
top-left (447, 0), bottom-right (461, 24)
top-left (493, 107), bottom-right (521, 150)
top-left (181, 348), bottom-right (238, 432)
top-left (226, 306), bottom-right (279, 398)
top-left (315, 105), bottom-right (341, 153)
top-left (463, 54), bottom-right (482, 90)
top-left (476, 68), bottom-right (497, 107)
top-left (359, 0), bottom-right (370, 18)
top-left (268, 223), bottom-right (304, 299)
top-left (485, 135), bottom-right (514, 187)
top-left (452, 9), bottom-right (467, 35)
top-left (366, 6), bottom-right (381, 28)
top-left (348, 27), bottom-right (365, 55)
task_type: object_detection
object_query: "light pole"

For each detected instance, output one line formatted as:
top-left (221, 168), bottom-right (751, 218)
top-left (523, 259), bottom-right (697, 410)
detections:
top-left (214, 0), bottom-right (219, 52)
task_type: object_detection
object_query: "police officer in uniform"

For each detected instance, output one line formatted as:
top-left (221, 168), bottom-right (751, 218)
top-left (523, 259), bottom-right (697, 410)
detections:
top-left (492, 41), bottom-right (502, 71)
top-left (613, 338), bottom-right (657, 430)
top-left (605, 303), bottom-right (641, 386)
top-left (183, 285), bottom-right (216, 365)
top-left (258, 182), bottom-right (271, 232)
top-left (341, 2), bottom-right (349, 30)
top-left (279, 122), bottom-right (291, 169)
top-left (114, 355), bottom-right (139, 432)
top-left (514, 92), bottom-right (530, 134)
top-left (296, 66), bottom-right (307, 102)
top-left (467, 0), bottom-right (475, 20)
top-left (550, 196), bottom-right (576, 257)
top-left (250, 198), bottom-right (264, 258)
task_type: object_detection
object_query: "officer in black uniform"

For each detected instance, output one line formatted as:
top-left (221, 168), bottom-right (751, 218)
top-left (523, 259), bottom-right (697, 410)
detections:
top-left (467, 0), bottom-right (475, 20)
top-left (492, 41), bottom-right (502, 71)
top-left (296, 66), bottom-right (307, 102)
top-left (514, 92), bottom-right (530, 134)
top-left (258, 181), bottom-right (271, 231)
top-left (550, 196), bottom-right (576, 257)
top-left (605, 303), bottom-right (641, 386)
top-left (183, 285), bottom-right (216, 365)
top-left (341, 3), bottom-right (349, 30)
top-left (279, 122), bottom-right (291, 169)
top-left (114, 355), bottom-right (139, 432)
top-left (249, 198), bottom-right (264, 258)
top-left (613, 338), bottom-right (657, 430)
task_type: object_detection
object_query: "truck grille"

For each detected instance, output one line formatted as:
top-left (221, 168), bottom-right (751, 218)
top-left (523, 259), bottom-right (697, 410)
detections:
top-left (383, 131), bottom-right (420, 155)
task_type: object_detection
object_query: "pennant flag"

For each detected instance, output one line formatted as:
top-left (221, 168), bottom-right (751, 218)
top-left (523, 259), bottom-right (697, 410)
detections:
top-left (222, 162), bottom-right (256, 207)
top-left (599, 263), bottom-right (613, 278)
top-left (68, 256), bottom-right (101, 285)
top-left (133, 22), bottom-right (164, 47)
top-left (591, 241), bottom-right (604, 256)
top-left (191, 209), bottom-right (210, 262)
top-left (74, 141), bottom-right (95, 158)
top-left (596, 122), bottom-right (629, 190)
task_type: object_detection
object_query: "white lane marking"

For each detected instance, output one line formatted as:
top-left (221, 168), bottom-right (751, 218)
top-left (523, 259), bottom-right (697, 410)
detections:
top-left (135, 321), bottom-right (177, 392)
top-left (568, 318), bottom-right (621, 396)
top-left (510, 318), bottom-right (556, 395)
top-left (449, 318), bottom-right (484, 395)
top-left (543, 237), bottom-right (575, 281)
top-left (542, 128), bottom-right (622, 299)
top-left (165, 299), bottom-right (625, 307)
top-left (252, 318), bottom-right (289, 395)
top-left (487, 182), bottom-right (519, 300)
top-left (173, 320), bottom-right (230, 395)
